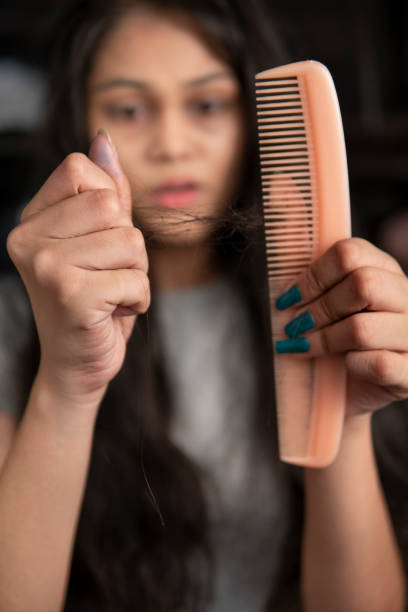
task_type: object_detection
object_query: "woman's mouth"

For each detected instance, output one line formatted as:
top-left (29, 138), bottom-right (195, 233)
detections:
top-left (153, 181), bottom-right (200, 209)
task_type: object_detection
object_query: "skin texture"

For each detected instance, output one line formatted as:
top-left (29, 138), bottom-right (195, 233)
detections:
top-left (0, 7), bottom-right (407, 612)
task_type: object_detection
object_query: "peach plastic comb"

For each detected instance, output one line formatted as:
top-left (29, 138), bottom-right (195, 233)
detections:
top-left (255, 60), bottom-right (351, 467)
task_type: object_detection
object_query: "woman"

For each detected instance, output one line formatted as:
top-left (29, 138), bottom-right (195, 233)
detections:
top-left (0, 0), bottom-right (407, 610)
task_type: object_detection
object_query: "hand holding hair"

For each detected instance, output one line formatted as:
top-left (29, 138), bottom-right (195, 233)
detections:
top-left (6, 129), bottom-right (150, 407)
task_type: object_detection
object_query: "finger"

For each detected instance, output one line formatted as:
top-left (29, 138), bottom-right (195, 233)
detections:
top-left (70, 268), bottom-right (151, 323)
top-left (275, 237), bottom-right (404, 311)
top-left (345, 349), bottom-right (408, 395)
top-left (99, 268), bottom-right (151, 316)
top-left (21, 153), bottom-right (118, 222)
top-left (19, 188), bottom-right (132, 241)
top-left (88, 129), bottom-right (132, 219)
top-left (292, 312), bottom-right (408, 357)
top-left (49, 227), bottom-right (148, 274)
top-left (284, 267), bottom-right (408, 337)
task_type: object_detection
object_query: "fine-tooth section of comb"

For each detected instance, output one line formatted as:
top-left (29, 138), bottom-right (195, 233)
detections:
top-left (255, 61), bottom-right (351, 467)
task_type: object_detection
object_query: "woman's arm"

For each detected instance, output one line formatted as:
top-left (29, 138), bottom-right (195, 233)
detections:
top-left (0, 412), bottom-right (17, 470)
top-left (302, 413), bottom-right (405, 612)
top-left (0, 131), bottom-right (150, 611)
top-left (0, 379), bottom-right (99, 612)
top-left (275, 237), bottom-right (408, 611)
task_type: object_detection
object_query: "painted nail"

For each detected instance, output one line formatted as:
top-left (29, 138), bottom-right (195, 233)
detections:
top-left (275, 337), bottom-right (310, 354)
top-left (285, 311), bottom-right (314, 338)
top-left (275, 285), bottom-right (302, 310)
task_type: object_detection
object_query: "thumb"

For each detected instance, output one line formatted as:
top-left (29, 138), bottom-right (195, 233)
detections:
top-left (88, 128), bottom-right (132, 217)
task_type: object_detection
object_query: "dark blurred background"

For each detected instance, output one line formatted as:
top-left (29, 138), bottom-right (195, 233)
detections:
top-left (1, 0), bottom-right (408, 273)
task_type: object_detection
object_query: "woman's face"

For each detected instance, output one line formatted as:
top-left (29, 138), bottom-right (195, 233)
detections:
top-left (86, 9), bottom-right (246, 246)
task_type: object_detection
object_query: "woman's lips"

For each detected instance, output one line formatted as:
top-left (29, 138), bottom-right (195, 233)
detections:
top-left (153, 181), bottom-right (200, 209)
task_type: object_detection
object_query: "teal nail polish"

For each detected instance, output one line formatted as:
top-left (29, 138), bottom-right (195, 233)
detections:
top-left (285, 311), bottom-right (314, 338)
top-left (275, 285), bottom-right (301, 310)
top-left (275, 337), bottom-right (310, 354)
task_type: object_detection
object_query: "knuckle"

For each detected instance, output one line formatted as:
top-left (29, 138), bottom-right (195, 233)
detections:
top-left (332, 238), bottom-right (364, 274)
top-left (31, 247), bottom-right (57, 284)
top-left (6, 225), bottom-right (25, 263)
top-left (42, 263), bottom-right (82, 308)
top-left (92, 189), bottom-right (121, 225)
top-left (306, 263), bottom-right (325, 295)
top-left (350, 267), bottom-right (377, 305)
top-left (31, 250), bottom-right (80, 307)
top-left (318, 293), bottom-right (337, 323)
top-left (61, 152), bottom-right (88, 184)
top-left (133, 226), bottom-right (145, 246)
top-left (122, 226), bottom-right (145, 252)
top-left (134, 228), bottom-right (147, 256)
top-left (372, 352), bottom-right (396, 384)
top-left (349, 314), bottom-right (373, 348)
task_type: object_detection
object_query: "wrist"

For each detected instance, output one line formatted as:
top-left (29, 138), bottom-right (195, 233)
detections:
top-left (29, 368), bottom-right (105, 426)
top-left (37, 356), bottom-right (108, 405)
top-left (342, 410), bottom-right (372, 438)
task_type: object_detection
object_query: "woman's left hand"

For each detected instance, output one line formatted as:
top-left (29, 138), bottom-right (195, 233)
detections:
top-left (275, 237), bottom-right (408, 417)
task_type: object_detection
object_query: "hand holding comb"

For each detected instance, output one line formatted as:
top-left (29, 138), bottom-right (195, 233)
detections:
top-left (255, 60), bottom-right (351, 467)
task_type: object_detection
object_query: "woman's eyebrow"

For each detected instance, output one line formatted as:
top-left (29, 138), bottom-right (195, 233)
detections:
top-left (91, 71), bottom-right (234, 93)
top-left (183, 71), bottom-right (235, 87)
top-left (92, 78), bottom-right (148, 93)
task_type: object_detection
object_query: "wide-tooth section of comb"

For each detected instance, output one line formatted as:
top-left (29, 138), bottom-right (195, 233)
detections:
top-left (255, 61), bottom-right (351, 467)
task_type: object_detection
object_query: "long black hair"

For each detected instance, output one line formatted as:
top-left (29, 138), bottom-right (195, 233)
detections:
top-left (19, 1), bottom-right (408, 610)
top-left (26, 1), bottom-right (306, 610)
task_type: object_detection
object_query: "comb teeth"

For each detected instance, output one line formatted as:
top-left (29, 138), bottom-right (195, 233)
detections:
top-left (255, 75), bottom-right (319, 280)
top-left (254, 62), bottom-right (350, 468)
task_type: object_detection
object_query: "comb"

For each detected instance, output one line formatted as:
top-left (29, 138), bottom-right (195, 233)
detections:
top-left (255, 60), bottom-right (351, 467)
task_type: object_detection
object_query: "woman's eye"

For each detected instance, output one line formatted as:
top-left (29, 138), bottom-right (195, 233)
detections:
top-left (106, 104), bottom-right (147, 120)
top-left (190, 99), bottom-right (227, 115)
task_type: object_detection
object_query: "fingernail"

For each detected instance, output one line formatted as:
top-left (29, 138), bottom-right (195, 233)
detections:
top-left (275, 337), bottom-right (310, 354)
top-left (285, 311), bottom-right (314, 338)
top-left (275, 285), bottom-right (302, 310)
top-left (89, 128), bottom-right (119, 177)
top-left (97, 127), bottom-right (113, 147)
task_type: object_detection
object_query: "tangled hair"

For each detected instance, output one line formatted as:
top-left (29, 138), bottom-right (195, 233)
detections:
top-left (23, 1), bottom-right (309, 610)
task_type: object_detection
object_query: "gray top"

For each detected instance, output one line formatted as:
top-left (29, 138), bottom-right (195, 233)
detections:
top-left (0, 274), bottom-right (33, 416)
top-left (155, 280), bottom-right (290, 612)
top-left (0, 273), bottom-right (290, 611)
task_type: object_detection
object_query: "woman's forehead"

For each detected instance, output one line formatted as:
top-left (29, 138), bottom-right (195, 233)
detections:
top-left (88, 10), bottom-right (233, 87)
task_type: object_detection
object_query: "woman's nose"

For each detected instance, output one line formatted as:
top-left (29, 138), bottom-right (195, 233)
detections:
top-left (147, 107), bottom-right (194, 162)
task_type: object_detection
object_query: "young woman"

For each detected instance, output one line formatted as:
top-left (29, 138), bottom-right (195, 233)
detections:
top-left (0, 1), bottom-right (407, 610)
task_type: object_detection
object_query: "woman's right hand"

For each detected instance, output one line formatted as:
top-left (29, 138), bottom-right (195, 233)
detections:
top-left (7, 131), bottom-right (150, 407)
